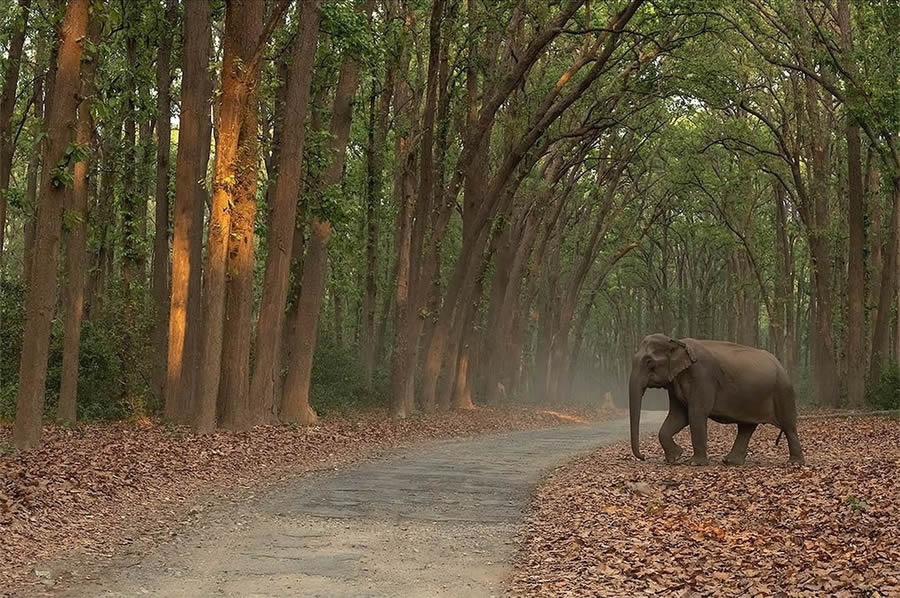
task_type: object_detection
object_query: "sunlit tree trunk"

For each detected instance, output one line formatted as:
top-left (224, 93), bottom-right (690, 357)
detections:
top-left (13, 0), bottom-right (89, 450)
top-left (218, 42), bottom-right (262, 430)
top-left (150, 0), bottom-right (178, 410)
top-left (165, 0), bottom-right (212, 423)
top-left (194, 0), bottom-right (266, 433)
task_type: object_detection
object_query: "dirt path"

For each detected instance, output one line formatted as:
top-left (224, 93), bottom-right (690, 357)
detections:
top-left (44, 412), bottom-right (663, 598)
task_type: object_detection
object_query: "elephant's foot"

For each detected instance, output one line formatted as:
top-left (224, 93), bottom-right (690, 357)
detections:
top-left (664, 446), bottom-right (684, 465)
top-left (789, 455), bottom-right (805, 466)
top-left (689, 454), bottom-right (710, 466)
top-left (722, 452), bottom-right (746, 466)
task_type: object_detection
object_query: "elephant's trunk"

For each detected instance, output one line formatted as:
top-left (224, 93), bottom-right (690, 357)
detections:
top-left (629, 364), bottom-right (647, 460)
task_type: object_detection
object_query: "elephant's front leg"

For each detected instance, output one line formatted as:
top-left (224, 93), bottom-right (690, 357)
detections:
top-left (723, 423), bottom-right (757, 465)
top-left (658, 398), bottom-right (688, 464)
top-left (687, 399), bottom-right (710, 466)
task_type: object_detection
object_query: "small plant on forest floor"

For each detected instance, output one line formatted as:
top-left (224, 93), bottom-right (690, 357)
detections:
top-left (0, 441), bottom-right (16, 457)
top-left (845, 495), bottom-right (868, 512)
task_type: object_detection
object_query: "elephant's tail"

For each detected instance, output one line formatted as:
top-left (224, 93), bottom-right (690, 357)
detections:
top-left (775, 430), bottom-right (784, 445)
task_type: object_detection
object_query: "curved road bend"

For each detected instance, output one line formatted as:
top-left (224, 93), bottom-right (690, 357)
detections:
top-left (50, 411), bottom-right (665, 598)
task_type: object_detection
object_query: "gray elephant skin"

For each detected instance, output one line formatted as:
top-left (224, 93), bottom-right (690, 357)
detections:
top-left (628, 333), bottom-right (804, 466)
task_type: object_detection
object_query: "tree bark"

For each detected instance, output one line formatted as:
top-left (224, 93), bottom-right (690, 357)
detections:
top-left (280, 0), bottom-right (372, 423)
top-left (165, 0), bottom-right (212, 423)
top-left (21, 55), bottom-right (45, 287)
top-left (361, 65), bottom-right (393, 392)
top-left (870, 175), bottom-right (900, 377)
top-left (150, 0), bottom-right (178, 411)
top-left (280, 219), bottom-right (327, 424)
top-left (836, 0), bottom-right (866, 407)
top-left (217, 45), bottom-right (262, 430)
top-left (194, 0), bottom-right (266, 433)
top-left (389, 142), bottom-right (415, 418)
top-left (57, 14), bottom-right (101, 424)
top-left (773, 181), bottom-right (795, 375)
top-left (0, 0), bottom-right (32, 258)
top-left (249, 0), bottom-right (322, 424)
top-left (13, 0), bottom-right (89, 450)
top-left (119, 21), bottom-right (142, 405)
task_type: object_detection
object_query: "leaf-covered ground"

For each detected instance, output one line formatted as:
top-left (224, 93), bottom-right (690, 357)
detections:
top-left (0, 406), bottom-right (610, 595)
top-left (511, 416), bottom-right (900, 598)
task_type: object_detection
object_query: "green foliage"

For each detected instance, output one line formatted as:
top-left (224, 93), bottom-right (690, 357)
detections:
top-left (0, 280), bottom-right (149, 423)
top-left (45, 316), bottom-right (133, 421)
top-left (0, 281), bottom-right (25, 421)
top-left (845, 495), bottom-right (869, 512)
top-left (320, 0), bottom-right (375, 63)
top-left (307, 338), bottom-right (388, 415)
top-left (866, 362), bottom-right (900, 411)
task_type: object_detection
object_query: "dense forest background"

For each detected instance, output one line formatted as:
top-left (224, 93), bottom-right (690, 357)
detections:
top-left (0, 0), bottom-right (898, 450)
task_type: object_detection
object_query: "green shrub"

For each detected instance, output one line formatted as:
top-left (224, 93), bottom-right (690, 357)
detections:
top-left (866, 362), bottom-right (900, 411)
top-left (308, 337), bottom-right (388, 414)
top-left (45, 317), bottom-right (132, 421)
top-left (0, 280), bottom-right (25, 420)
top-left (1, 279), bottom-right (146, 423)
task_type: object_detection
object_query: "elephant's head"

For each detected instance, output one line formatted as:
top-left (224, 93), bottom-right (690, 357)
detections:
top-left (629, 334), bottom-right (696, 460)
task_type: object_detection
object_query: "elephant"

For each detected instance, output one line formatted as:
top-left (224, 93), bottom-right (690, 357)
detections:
top-left (628, 333), bottom-right (804, 466)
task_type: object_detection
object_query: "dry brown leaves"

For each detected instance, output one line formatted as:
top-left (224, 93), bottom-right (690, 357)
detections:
top-left (0, 406), bottom-right (605, 595)
top-left (511, 417), bottom-right (900, 598)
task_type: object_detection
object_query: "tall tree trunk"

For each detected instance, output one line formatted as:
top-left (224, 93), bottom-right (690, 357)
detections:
top-left (194, 0), bottom-right (266, 433)
top-left (0, 0), bottom-right (32, 258)
top-left (280, 219), bottom-right (327, 424)
top-left (150, 0), bottom-right (178, 411)
top-left (57, 15), bottom-right (101, 424)
top-left (217, 50), bottom-right (262, 431)
top-left (88, 125), bottom-right (119, 315)
top-left (281, 1), bottom-right (371, 422)
top-left (838, 0), bottom-right (866, 407)
top-left (13, 0), bottom-right (89, 451)
top-left (774, 182), bottom-right (795, 375)
top-left (360, 67), bottom-right (393, 391)
top-left (120, 25), bottom-right (140, 405)
top-left (389, 145), bottom-right (415, 418)
top-left (21, 57), bottom-right (45, 286)
top-left (165, 0), bottom-right (212, 423)
top-left (249, 0), bottom-right (322, 424)
top-left (871, 176), bottom-right (900, 377)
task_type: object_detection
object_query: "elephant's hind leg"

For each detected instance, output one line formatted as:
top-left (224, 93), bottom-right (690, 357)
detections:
top-left (784, 426), bottom-right (805, 465)
top-left (723, 423), bottom-right (757, 465)
top-left (659, 401), bottom-right (688, 464)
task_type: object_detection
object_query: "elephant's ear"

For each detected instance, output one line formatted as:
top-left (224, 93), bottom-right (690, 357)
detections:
top-left (667, 339), bottom-right (697, 381)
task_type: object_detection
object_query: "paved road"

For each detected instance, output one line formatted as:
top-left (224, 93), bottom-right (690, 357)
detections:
top-left (50, 412), bottom-right (663, 598)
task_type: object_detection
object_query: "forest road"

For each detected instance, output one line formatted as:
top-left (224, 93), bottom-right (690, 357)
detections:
top-left (49, 411), bottom-right (664, 598)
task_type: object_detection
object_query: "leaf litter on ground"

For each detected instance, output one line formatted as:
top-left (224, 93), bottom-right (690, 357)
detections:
top-left (0, 406), bottom-right (615, 596)
top-left (510, 416), bottom-right (900, 598)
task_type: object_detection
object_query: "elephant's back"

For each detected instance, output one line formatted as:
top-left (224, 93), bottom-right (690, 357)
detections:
top-left (696, 340), bottom-right (781, 390)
